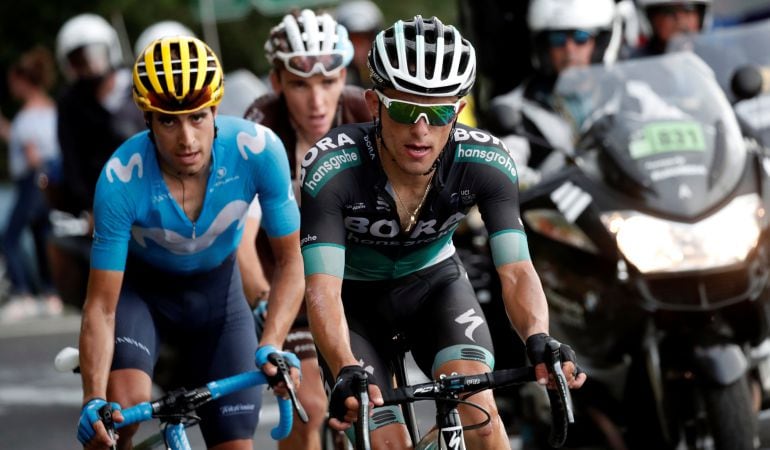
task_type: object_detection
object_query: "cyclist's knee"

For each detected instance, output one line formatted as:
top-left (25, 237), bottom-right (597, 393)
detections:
top-left (370, 423), bottom-right (411, 450)
top-left (107, 368), bottom-right (152, 407)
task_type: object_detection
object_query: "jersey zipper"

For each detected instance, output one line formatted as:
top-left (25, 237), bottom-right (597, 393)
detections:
top-left (192, 222), bottom-right (196, 239)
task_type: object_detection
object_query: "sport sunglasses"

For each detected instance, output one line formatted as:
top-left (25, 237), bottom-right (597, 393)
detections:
top-left (547, 29), bottom-right (595, 47)
top-left (375, 90), bottom-right (461, 126)
top-left (275, 52), bottom-right (346, 77)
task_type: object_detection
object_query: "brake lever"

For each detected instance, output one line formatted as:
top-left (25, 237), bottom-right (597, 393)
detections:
top-left (545, 340), bottom-right (574, 448)
top-left (98, 404), bottom-right (117, 450)
top-left (268, 353), bottom-right (309, 423)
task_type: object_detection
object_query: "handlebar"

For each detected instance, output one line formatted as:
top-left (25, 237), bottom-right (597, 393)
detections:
top-left (116, 370), bottom-right (294, 440)
top-left (351, 361), bottom-right (574, 449)
top-left (58, 347), bottom-right (307, 443)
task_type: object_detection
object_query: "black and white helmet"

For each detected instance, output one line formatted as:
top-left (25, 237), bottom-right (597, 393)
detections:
top-left (368, 15), bottom-right (476, 97)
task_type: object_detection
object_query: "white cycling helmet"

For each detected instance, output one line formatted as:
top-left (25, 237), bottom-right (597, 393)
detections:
top-left (335, 0), bottom-right (383, 34)
top-left (528, 0), bottom-right (620, 72)
top-left (56, 13), bottom-right (123, 80)
top-left (637, 0), bottom-right (712, 35)
top-left (265, 9), bottom-right (354, 78)
top-left (134, 21), bottom-right (195, 58)
top-left (368, 15), bottom-right (476, 97)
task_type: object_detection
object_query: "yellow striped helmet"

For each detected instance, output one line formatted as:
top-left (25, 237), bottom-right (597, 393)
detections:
top-left (132, 36), bottom-right (224, 114)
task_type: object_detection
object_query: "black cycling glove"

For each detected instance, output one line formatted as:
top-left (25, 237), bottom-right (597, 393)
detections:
top-left (525, 333), bottom-right (582, 375)
top-left (329, 365), bottom-right (373, 422)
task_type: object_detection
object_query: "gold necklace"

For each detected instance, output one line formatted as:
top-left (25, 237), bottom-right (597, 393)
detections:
top-left (392, 171), bottom-right (435, 233)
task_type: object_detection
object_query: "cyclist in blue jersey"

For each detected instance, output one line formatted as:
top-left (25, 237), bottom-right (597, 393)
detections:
top-left (300, 16), bottom-right (587, 449)
top-left (76, 36), bottom-right (304, 450)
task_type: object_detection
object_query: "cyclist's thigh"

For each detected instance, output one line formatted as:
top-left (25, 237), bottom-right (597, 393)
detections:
top-left (111, 282), bottom-right (162, 377)
top-left (192, 259), bottom-right (261, 447)
top-left (408, 262), bottom-right (495, 377)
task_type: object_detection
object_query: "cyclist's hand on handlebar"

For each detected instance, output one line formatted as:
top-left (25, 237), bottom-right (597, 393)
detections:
top-left (328, 365), bottom-right (383, 431)
top-left (77, 398), bottom-right (122, 448)
top-left (526, 333), bottom-right (587, 389)
top-left (255, 345), bottom-right (301, 399)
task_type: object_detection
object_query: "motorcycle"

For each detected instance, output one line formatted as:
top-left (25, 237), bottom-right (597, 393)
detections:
top-left (517, 52), bottom-right (770, 449)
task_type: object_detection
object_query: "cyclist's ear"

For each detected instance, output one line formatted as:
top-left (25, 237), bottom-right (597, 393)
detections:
top-left (364, 89), bottom-right (379, 118)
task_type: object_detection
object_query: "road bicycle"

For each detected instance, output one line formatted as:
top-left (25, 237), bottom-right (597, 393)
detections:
top-left (346, 338), bottom-right (574, 450)
top-left (55, 346), bottom-right (307, 450)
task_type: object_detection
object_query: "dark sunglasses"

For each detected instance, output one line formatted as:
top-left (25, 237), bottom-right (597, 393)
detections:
top-left (375, 90), bottom-right (460, 126)
top-left (649, 3), bottom-right (698, 16)
top-left (547, 29), bottom-right (595, 47)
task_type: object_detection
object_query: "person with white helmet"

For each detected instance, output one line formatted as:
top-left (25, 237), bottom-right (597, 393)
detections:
top-left (133, 20), bottom-right (196, 59)
top-left (75, 35), bottom-right (304, 450)
top-left (334, 0), bottom-right (384, 88)
top-left (237, 9), bottom-right (371, 450)
top-left (634, 0), bottom-right (711, 56)
top-left (488, 0), bottom-right (619, 184)
top-left (51, 13), bottom-right (145, 309)
top-left (301, 15), bottom-right (585, 449)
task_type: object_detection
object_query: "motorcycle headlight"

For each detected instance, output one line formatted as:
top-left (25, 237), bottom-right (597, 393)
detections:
top-left (600, 194), bottom-right (764, 273)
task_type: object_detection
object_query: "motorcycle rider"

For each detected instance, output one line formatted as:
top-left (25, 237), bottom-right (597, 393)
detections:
top-left (301, 15), bottom-right (586, 450)
top-left (633, 0), bottom-right (712, 56)
top-left (237, 9), bottom-right (371, 450)
top-left (487, 0), bottom-right (620, 185)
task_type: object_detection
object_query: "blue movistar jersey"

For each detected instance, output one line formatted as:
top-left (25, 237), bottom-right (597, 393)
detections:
top-left (91, 115), bottom-right (299, 273)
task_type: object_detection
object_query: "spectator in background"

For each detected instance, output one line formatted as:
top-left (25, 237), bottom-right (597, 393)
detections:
top-left (633, 0), bottom-right (711, 56)
top-left (50, 13), bottom-right (144, 308)
top-left (0, 46), bottom-right (63, 321)
top-left (334, 0), bottom-right (383, 89)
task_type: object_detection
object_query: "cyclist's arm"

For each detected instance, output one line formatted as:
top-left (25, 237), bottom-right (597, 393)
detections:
top-left (259, 230), bottom-right (304, 349)
top-left (236, 200), bottom-right (270, 307)
top-left (305, 273), bottom-right (358, 374)
top-left (496, 261), bottom-right (549, 340)
top-left (79, 268), bottom-right (124, 403)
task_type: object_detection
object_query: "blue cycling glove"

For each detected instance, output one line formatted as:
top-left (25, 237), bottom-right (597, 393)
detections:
top-left (77, 397), bottom-right (121, 445)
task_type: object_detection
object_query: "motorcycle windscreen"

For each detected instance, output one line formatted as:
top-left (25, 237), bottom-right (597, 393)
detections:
top-left (553, 52), bottom-right (747, 219)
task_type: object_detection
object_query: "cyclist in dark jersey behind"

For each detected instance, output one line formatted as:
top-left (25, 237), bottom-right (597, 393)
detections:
top-left (301, 15), bottom-right (587, 449)
top-left (76, 36), bottom-right (304, 450)
top-left (237, 9), bottom-right (371, 450)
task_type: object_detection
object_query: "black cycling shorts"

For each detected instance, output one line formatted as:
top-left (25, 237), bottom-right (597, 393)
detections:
top-left (112, 253), bottom-right (261, 446)
top-left (320, 253), bottom-right (496, 429)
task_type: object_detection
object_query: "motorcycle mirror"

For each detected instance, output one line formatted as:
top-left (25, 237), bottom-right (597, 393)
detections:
top-left (730, 65), bottom-right (769, 101)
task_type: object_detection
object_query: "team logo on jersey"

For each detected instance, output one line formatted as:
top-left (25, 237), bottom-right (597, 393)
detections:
top-left (132, 200), bottom-right (248, 254)
top-left (456, 144), bottom-right (518, 184)
top-left (302, 147), bottom-right (361, 197)
top-left (237, 124), bottom-right (277, 160)
top-left (106, 153), bottom-right (143, 183)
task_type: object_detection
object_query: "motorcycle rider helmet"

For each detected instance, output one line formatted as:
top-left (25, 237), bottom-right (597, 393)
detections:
top-left (132, 36), bottom-right (224, 114)
top-left (528, 0), bottom-right (620, 75)
top-left (636, 0), bottom-right (712, 37)
top-left (368, 15), bottom-right (476, 97)
top-left (264, 9), bottom-right (354, 78)
top-left (56, 13), bottom-right (124, 82)
top-left (334, 0), bottom-right (383, 34)
top-left (134, 21), bottom-right (196, 59)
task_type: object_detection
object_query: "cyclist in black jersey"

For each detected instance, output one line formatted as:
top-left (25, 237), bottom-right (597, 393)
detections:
top-left (301, 15), bottom-right (586, 450)
top-left (237, 9), bottom-right (370, 450)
